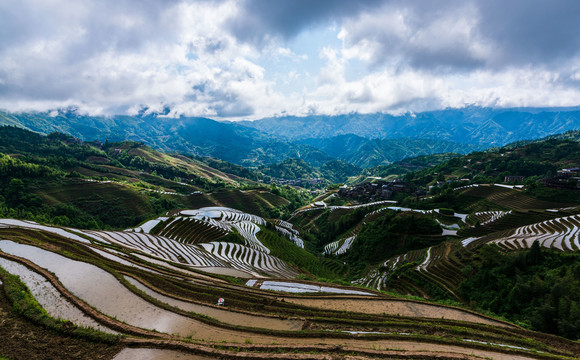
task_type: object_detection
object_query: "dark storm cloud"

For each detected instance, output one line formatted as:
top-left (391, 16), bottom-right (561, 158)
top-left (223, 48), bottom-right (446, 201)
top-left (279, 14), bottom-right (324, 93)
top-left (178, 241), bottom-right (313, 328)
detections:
top-left (477, 0), bottom-right (580, 66)
top-left (230, 0), bottom-right (580, 71)
top-left (228, 0), bottom-right (383, 45)
top-left (0, 1), bottom-right (174, 57)
top-left (0, 2), bottom-right (45, 52)
top-left (340, 0), bottom-right (485, 71)
top-left (357, 0), bottom-right (580, 71)
top-left (59, 1), bottom-right (180, 64)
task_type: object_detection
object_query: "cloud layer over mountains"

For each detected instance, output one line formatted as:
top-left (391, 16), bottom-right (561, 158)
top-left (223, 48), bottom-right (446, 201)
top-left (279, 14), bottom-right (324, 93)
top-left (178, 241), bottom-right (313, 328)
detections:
top-left (1, 0), bottom-right (580, 119)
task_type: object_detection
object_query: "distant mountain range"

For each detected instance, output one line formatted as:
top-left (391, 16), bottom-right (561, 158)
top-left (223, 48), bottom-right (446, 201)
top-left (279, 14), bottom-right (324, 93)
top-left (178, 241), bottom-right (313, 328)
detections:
top-left (0, 110), bottom-right (332, 167)
top-left (1, 106), bottom-right (579, 169)
top-left (298, 134), bottom-right (482, 168)
top-left (240, 106), bottom-right (580, 146)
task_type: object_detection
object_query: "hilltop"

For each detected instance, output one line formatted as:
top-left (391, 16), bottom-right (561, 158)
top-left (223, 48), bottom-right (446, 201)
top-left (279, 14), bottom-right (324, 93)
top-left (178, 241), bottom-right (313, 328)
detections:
top-left (0, 110), bottom-right (333, 167)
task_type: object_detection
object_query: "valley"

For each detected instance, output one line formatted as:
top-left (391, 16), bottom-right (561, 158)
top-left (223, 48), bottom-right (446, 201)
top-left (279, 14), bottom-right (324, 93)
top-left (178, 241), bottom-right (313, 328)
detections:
top-left (5, 1), bottom-right (580, 358)
top-left (0, 120), bottom-right (579, 359)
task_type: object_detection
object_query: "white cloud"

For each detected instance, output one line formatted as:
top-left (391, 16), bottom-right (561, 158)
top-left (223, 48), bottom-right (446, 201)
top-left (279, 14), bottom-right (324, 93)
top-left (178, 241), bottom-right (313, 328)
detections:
top-left (0, 0), bottom-right (580, 120)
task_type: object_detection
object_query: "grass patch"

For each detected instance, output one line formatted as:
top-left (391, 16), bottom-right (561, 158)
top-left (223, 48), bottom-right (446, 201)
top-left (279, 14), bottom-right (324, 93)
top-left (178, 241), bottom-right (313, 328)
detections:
top-left (258, 225), bottom-right (345, 279)
top-left (0, 265), bottom-right (120, 344)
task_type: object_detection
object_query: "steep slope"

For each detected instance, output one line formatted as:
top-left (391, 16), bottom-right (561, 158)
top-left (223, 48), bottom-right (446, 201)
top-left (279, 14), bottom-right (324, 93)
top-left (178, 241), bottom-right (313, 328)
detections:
top-left (3, 127), bottom-right (580, 356)
top-left (394, 137), bottom-right (580, 192)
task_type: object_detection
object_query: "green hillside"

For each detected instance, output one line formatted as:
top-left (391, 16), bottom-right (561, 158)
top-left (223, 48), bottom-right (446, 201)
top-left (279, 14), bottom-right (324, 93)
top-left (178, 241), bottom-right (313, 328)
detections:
top-left (299, 134), bottom-right (483, 168)
top-left (0, 111), bottom-right (334, 167)
top-left (3, 123), bottom-right (580, 345)
top-left (399, 138), bottom-right (580, 188)
top-left (0, 126), bottom-right (298, 229)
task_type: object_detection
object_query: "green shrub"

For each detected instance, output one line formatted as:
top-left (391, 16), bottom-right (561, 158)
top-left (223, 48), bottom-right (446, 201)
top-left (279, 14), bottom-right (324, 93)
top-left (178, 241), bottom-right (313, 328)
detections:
top-left (0, 266), bottom-right (119, 344)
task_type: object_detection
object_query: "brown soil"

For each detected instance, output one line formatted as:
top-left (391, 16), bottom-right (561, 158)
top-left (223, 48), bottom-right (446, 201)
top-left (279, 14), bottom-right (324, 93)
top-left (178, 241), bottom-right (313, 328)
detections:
top-left (120, 338), bottom-right (542, 360)
top-left (113, 348), bottom-right (215, 359)
top-left (281, 297), bottom-right (513, 328)
top-left (0, 286), bottom-right (122, 360)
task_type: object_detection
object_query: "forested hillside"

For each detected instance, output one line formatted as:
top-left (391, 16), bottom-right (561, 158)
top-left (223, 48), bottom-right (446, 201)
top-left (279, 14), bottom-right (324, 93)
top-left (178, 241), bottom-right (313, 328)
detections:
top-left (0, 126), bottom-right (304, 229)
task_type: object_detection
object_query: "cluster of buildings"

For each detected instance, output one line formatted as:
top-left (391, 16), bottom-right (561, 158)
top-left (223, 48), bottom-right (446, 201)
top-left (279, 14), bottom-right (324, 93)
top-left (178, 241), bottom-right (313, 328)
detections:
top-left (337, 180), bottom-right (418, 201)
top-left (504, 175), bottom-right (525, 183)
top-left (543, 167), bottom-right (580, 189)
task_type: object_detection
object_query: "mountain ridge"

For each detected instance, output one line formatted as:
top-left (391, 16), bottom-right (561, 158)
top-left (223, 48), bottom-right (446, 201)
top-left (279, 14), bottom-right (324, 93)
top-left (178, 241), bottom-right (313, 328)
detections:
top-left (2, 106), bottom-right (580, 169)
top-left (240, 107), bottom-right (580, 147)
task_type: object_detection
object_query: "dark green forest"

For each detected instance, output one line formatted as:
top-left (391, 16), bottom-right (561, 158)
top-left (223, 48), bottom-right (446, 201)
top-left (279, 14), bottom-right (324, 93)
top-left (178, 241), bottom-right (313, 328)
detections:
top-left (460, 242), bottom-right (580, 339)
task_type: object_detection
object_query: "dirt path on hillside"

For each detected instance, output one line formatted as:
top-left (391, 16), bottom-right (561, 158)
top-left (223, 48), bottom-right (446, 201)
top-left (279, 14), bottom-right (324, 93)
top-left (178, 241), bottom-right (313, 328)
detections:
top-left (281, 297), bottom-right (514, 328)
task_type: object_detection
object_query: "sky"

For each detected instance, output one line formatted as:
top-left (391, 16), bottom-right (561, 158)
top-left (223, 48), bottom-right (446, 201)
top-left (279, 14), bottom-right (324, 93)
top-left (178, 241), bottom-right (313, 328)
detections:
top-left (1, 0), bottom-right (580, 120)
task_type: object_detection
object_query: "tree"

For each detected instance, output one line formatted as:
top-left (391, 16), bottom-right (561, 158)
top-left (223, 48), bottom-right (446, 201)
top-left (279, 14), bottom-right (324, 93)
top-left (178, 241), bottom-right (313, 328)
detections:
top-left (5, 178), bottom-right (25, 207)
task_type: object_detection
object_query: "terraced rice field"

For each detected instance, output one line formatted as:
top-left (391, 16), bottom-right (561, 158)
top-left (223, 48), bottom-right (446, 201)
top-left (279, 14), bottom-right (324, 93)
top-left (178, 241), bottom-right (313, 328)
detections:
top-left (458, 185), bottom-right (568, 210)
top-left (273, 220), bottom-right (305, 248)
top-left (148, 207), bottom-right (305, 254)
top-left (489, 214), bottom-right (580, 251)
top-left (291, 200), bottom-right (397, 218)
top-left (0, 256), bottom-right (117, 334)
top-left (366, 206), bottom-right (468, 223)
top-left (355, 239), bottom-right (466, 301)
top-left (282, 296), bottom-right (512, 328)
top-left (181, 207), bottom-right (267, 226)
top-left (125, 276), bottom-right (303, 331)
top-left (153, 217), bottom-right (228, 244)
top-left (459, 209), bottom-right (565, 238)
top-left (82, 229), bottom-right (297, 278)
top-left (358, 199), bottom-right (580, 305)
top-left (154, 208), bottom-right (268, 251)
top-left (113, 348), bottom-right (214, 360)
top-left (273, 225), bottom-right (304, 248)
top-left (251, 280), bottom-right (374, 295)
top-left (413, 242), bottom-right (464, 298)
top-left (1, 221), bottom-right (579, 359)
top-left (0, 241), bottom-right (216, 337)
top-left (353, 249), bottom-right (425, 291)
top-left (0, 219), bottom-right (91, 244)
top-left (80, 230), bottom-right (229, 267)
top-left (199, 242), bottom-right (298, 278)
top-left (323, 235), bottom-right (356, 255)
top-left (131, 216), bottom-right (169, 233)
top-left (470, 210), bottom-right (512, 225)
top-left (230, 221), bottom-right (269, 253)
